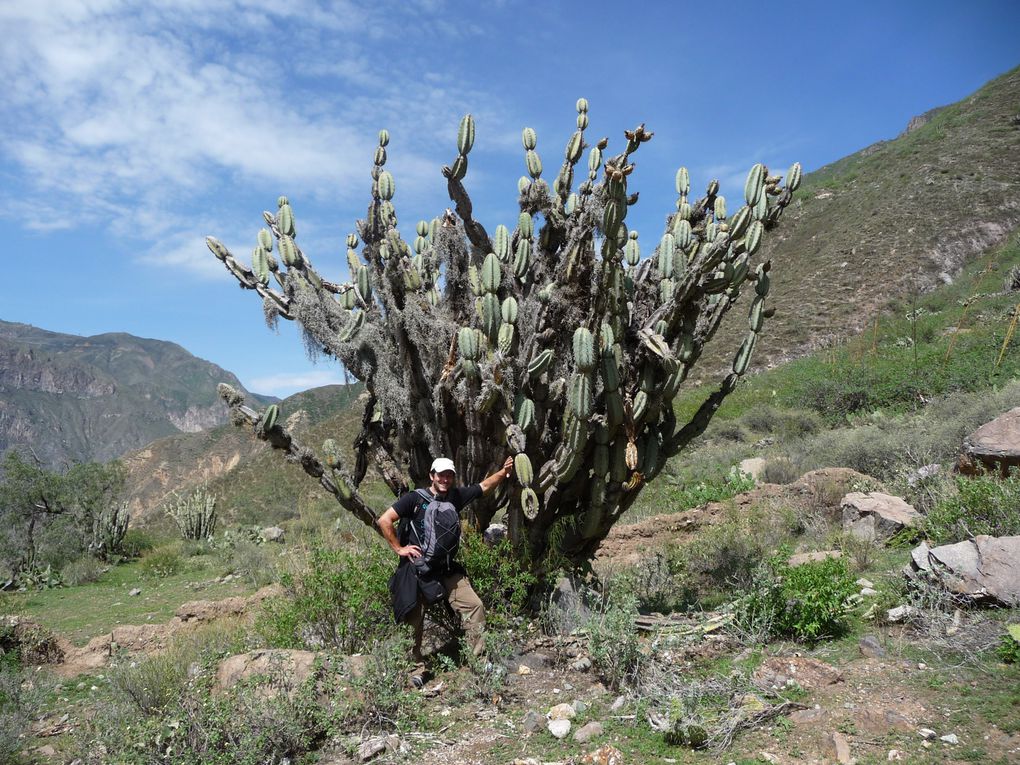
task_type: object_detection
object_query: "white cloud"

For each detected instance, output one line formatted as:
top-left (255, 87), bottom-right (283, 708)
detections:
top-left (0, 0), bottom-right (506, 277)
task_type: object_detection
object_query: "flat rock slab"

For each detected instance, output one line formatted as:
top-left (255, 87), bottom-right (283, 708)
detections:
top-left (965, 406), bottom-right (1020, 460)
top-left (842, 491), bottom-right (921, 541)
top-left (908, 535), bottom-right (1020, 606)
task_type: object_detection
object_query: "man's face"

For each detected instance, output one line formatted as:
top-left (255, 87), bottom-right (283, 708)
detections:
top-left (430, 469), bottom-right (456, 494)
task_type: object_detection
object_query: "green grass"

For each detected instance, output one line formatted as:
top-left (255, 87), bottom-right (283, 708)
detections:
top-left (0, 554), bottom-right (253, 645)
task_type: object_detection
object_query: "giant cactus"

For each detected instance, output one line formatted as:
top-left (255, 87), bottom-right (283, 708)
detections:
top-left (208, 102), bottom-right (800, 570)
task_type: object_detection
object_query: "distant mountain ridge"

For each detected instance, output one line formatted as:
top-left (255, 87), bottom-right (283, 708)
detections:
top-left (0, 320), bottom-right (276, 468)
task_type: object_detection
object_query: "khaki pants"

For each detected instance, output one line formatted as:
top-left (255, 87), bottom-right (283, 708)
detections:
top-left (406, 571), bottom-right (486, 660)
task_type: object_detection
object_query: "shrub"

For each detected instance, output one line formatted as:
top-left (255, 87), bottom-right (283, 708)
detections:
top-left (60, 555), bottom-right (105, 586)
top-left (458, 530), bottom-right (535, 627)
top-left (996, 625), bottom-right (1020, 664)
top-left (0, 663), bottom-right (50, 764)
top-left (119, 528), bottom-right (156, 559)
top-left (223, 539), bottom-right (279, 588)
top-left (260, 541), bottom-right (395, 653)
top-left (140, 543), bottom-right (185, 579)
top-left (323, 634), bottom-right (421, 732)
top-left (736, 555), bottom-right (857, 643)
top-left (923, 473), bottom-right (1020, 544)
top-left (761, 456), bottom-right (800, 485)
top-left (584, 582), bottom-right (642, 690)
top-left (622, 552), bottom-right (696, 615)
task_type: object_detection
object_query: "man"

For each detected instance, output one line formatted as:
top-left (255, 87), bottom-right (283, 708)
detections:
top-left (378, 455), bottom-right (514, 668)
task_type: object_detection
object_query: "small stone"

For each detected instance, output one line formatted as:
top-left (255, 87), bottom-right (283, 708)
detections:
top-left (861, 587), bottom-right (878, 597)
top-left (610, 695), bottom-right (626, 712)
top-left (548, 702), bottom-right (576, 720)
top-left (517, 664), bottom-right (532, 675)
top-left (357, 736), bottom-right (387, 762)
top-left (887, 605), bottom-right (918, 623)
top-left (522, 710), bottom-right (544, 733)
top-left (572, 699), bottom-right (589, 714)
top-left (859, 635), bottom-right (886, 658)
top-left (918, 727), bottom-right (937, 740)
top-left (887, 750), bottom-right (903, 761)
top-left (35, 745), bottom-right (56, 757)
top-left (940, 733), bottom-right (959, 744)
top-left (129, 588), bottom-right (141, 596)
top-left (564, 682), bottom-right (574, 690)
top-left (760, 752), bottom-right (780, 764)
top-left (570, 656), bottom-right (593, 672)
top-left (548, 718), bottom-right (571, 738)
top-left (573, 721), bottom-right (604, 744)
top-left (856, 578), bottom-right (875, 588)
top-left (917, 662), bottom-right (926, 670)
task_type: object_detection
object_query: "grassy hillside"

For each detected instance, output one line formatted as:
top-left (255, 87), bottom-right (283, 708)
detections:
top-left (123, 383), bottom-right (369, 527)
top-left (702, 65), bottom-right (1020, 377)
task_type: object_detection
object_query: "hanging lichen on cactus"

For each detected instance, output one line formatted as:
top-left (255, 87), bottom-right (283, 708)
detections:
top-left (207, 101), bottom-right (801, 571)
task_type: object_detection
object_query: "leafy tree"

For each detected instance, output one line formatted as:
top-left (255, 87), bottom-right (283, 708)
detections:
top-left (0, 453), bottom-right (128, 578)
top-left (209, 104), bottom-right (799, 573)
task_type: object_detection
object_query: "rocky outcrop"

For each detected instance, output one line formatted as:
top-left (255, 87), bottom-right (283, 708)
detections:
top-left (213, 649), bottom-right (318, 698)
top-left (841, 492), bottom-right (921, 542)
top-left (961, 407), bottom-right (1020, 476)
top-left (907, 536), bottom-right (1020, 606)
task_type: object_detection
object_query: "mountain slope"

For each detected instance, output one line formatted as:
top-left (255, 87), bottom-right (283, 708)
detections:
top-left (706, 65), bottom-right (1020, 377)
top-left (0, 321), bottom-right (275, 468)
top-left (121, 383), bottom-right (364, 523)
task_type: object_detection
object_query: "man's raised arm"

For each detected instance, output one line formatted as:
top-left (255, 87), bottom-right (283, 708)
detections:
top-left (479, 456), bottom-right (514, 495)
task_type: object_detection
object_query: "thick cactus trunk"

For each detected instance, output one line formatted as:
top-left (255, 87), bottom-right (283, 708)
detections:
top-left (210, 103), bottom-right (800, 574)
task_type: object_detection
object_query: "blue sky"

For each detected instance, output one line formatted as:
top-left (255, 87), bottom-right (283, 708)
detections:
top-left (2, 0), bottom-right (1018, 398)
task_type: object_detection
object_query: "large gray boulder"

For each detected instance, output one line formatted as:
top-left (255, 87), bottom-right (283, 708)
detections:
top-left (842, 492), bottom-right (921, 542)
top-left (907, 536), bottom-right (1020, 606)
top-left (961, 407), bottom-right (1020, 476)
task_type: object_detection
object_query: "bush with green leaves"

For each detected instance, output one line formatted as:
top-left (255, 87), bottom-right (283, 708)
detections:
top-left (458, 529), bottom-right (535, 626)
top-left (736, 554), bottom-right (857, 643)
top-left (0, 452), bottom-right (127, 579)
top-left (260, 541), bottom-right (395, 652)
top-left (83, 654), bottom-right (323, 764)
top-left (997, 625), bottom-right (1020, 664)
top-left (923, 472), bottom-right (1020, 544)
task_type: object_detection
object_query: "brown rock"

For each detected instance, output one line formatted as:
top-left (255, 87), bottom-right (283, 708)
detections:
top-left (828, 731), bottom-right (853, 764)
top-left (908, 535), bottom-right (1020, 606)
top-left (213, 649), bottom-right (318, 698)
top-left (842, 492), bottom-right (921, 542)
top-left (754, 656), bottom-right (843, 691)
top-left (962, 406), bottom-right (1020, 475)
top-left (788, 550), bottom-right (842, 567)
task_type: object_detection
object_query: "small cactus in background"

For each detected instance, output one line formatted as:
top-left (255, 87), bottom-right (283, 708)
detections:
top-left (209, 102), bottom-right (799, 570)
top-left (165, 487), bottom-right (217, 541)
top-left (89, 503), bottom-right (131, 561)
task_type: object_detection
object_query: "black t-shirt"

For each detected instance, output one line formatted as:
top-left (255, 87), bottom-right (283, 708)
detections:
top-left (394, 483), bottom-right (482, 546)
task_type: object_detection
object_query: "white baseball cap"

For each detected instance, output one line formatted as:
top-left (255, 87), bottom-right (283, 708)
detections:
top-left (430, 457), bottom-right (456, 474)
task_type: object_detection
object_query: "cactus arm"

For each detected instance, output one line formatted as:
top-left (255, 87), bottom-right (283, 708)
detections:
top-left (217, 385), bottom-right (382, 531)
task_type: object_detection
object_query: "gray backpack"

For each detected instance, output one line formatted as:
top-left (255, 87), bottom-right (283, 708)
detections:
top-left (409, 488), bottom-right (462, 575)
